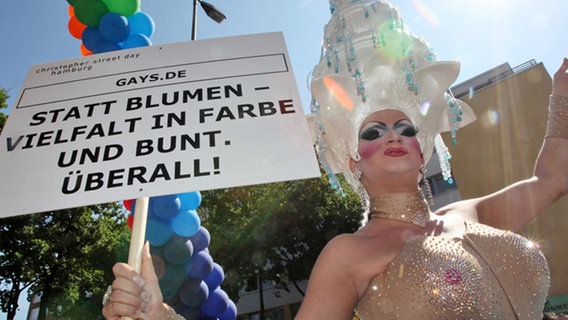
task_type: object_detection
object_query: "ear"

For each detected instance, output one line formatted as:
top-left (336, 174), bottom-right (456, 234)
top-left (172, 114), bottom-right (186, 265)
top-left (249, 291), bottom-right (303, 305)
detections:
top-left (348, 156), bottom-right (357, 173)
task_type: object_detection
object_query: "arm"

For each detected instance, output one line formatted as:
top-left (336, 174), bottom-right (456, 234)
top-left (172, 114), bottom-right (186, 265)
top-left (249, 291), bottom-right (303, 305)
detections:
top-left (474, 58), bottom-right (568, 231)
top-left (102, 242), bottom-right (182, 319)
top-left (295, 235), bottom-right (360, 320)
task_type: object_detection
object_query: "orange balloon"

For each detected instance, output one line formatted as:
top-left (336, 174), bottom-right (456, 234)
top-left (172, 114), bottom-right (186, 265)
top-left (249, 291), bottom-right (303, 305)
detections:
top-left (68, 5), bottom-right (75, 17)
top-left (80, 43), bottom-right (92, 56)
top-left (68, 16), bottom-right (87, 39)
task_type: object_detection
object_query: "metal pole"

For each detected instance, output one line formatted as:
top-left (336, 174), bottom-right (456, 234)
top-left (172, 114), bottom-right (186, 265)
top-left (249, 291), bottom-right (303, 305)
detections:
top-left (191, 0), bottom-right (198, 41)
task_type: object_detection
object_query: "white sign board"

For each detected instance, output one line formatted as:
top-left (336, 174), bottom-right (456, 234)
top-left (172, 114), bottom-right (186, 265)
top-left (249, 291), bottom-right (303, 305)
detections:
top-left (0, 32), bottom-right (320, 218)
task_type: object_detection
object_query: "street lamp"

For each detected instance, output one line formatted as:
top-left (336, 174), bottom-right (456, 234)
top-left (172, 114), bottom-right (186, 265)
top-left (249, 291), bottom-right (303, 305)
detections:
top-left (191, 0), bottom-right (227, 41)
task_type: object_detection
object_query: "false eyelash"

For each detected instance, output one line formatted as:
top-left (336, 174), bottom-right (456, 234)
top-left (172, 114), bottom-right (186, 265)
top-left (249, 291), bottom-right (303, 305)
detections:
top-left (359, 126), bottom-right (385, 140)
top-left (400, 125), bottom-right (419, 137)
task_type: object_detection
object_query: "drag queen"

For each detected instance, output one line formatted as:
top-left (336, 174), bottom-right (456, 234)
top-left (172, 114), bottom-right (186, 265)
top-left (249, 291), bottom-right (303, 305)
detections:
top-left (102, 1), bottom-right (568, 319)
top-left (295, 1), bottom-right (568, 319)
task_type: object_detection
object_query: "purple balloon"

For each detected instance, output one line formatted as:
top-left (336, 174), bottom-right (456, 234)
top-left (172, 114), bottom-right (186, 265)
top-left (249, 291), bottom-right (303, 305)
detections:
top-left (219, 300), bottom-right (237, 320)
top-left (204, 263), bottom-right (224, 290)
top-left (188, 226), bottom-right (210, 251)
top-left (185, 251), bottom-right (213, 280)
top-left (201, 288), bottom-right (229, 318)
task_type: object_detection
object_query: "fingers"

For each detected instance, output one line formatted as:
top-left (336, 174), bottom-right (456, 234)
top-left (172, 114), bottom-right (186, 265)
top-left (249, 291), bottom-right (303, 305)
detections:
top-left (141, 242), bottom-right (158, 282)
top-left (102, 262), bottom-right (152, 319)
top-left (112, 262), bottom-right (142, 282)
top-left (102, 280), bottom-right (152, 319)
top-left (102, 244), bottom-right (164, 319)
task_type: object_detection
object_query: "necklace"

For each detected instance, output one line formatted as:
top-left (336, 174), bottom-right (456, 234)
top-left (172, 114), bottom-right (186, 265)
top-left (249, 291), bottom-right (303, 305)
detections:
top-left (369, 190), bottom-right (431, 228)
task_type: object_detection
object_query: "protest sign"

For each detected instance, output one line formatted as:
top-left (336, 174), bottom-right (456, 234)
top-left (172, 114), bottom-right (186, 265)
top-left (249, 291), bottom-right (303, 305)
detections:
top-left (0, 32), bottom-right (320, 218)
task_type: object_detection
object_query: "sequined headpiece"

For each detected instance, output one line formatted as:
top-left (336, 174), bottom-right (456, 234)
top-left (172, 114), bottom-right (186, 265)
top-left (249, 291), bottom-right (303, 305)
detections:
top-left (310, 0), bottom-right (476, 197)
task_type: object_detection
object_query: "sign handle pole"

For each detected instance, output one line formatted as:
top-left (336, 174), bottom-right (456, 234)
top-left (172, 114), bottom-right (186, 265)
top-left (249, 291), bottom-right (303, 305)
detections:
top-left (120, 196), bottom-right (149, 320)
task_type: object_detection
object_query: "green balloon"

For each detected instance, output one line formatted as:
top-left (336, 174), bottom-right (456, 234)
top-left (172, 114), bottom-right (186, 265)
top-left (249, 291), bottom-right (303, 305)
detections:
top-left (66, 0), bottom-right (79, 7)
top-left (103, 0), bottom-right (140, 16)
top-left (74, 0), bottom-right (110, 26)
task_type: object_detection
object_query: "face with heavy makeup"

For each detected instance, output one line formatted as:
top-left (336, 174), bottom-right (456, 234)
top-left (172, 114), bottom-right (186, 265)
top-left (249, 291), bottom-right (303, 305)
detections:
top-left (351, 109), bottom-right (424, 191)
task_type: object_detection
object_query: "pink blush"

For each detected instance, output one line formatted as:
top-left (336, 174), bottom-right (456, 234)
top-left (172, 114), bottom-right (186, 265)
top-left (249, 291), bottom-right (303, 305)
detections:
top-left (407, 138), bottom-right (421, 152)
top-left (358, 139), bottom-right (383, 159)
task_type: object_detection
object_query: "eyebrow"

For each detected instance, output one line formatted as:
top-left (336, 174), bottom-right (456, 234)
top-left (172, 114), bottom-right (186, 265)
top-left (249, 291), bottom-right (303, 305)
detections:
top-left (366, 119), bottom-right (410, 127)
top-left (393, 119), bottom-right (412, 127)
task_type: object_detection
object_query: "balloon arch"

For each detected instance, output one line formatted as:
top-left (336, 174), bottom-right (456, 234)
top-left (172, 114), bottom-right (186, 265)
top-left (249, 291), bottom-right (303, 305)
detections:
top-left (66, 1), bottom-right (237, 318)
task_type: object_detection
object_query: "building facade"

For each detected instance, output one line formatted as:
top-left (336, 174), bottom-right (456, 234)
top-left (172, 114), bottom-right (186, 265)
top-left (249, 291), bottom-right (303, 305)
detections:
top-left (446, 60), bottom-right (568, 307)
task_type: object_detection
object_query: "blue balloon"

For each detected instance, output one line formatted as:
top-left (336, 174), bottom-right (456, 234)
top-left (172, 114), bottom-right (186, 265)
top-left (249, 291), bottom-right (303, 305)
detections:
top-left (150, 194), bottom-right (181, 220)
top-left (179, 279), bottom-right (209, 307)
top-left (219, 300), bottom-right (237, 320)
top-left (185, 251), bottom-right (213, 280)
top-left (171, 210), bottom-right (200, 237)
top-left (82, 27), bottom-right (104, 51)
top-left (122, 33), bottom-right (151, 49)
top-left (163, 235), bottom-right (192, 266)
top-left (188, 226), bottom-right (210, 252)
top-left (98, 12), bottom-right (130, 43)
top-left (178, 191), bottom-right (202, 211)
top-left (145, 217), bottom-right (173, 246)
top-left (201, 288), bottom-right (229, 318)
top-left (92, 41), bottom-right (122, 53)
top-left (127, 11), bottom-right (155, 37)
top-left (204, 263), bottom-right (224, 291)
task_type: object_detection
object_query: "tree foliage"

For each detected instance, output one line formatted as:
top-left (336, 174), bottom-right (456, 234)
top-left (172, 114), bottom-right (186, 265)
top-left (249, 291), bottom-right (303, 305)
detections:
top-left (0, 204), bottom-right (129, 320)
top-left (0, 86), bottom-right (132, 319)
top-left (200, 174), bottom-right (364, 300)
top-left (0, 87), bottom-right (8, 134)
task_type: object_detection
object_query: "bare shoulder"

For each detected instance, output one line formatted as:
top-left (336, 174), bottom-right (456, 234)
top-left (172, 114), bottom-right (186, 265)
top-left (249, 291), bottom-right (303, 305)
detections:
top-left (324, 229), bottom-right (411, 292)
top-left (321, 231), bottom-right (395, 270)
top-left (313, 233), bottom-right (371, 274)
top-left (296, 231), bottom-right (397, 319)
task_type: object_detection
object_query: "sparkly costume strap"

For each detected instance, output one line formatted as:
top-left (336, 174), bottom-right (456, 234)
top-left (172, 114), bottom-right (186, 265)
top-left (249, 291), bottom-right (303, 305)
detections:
top-left (164, 304), bottom-right (185, 320)
top-left (369, 191), bottom-right (431, 228)
top-left (545, 95), bottom-right (568, 140)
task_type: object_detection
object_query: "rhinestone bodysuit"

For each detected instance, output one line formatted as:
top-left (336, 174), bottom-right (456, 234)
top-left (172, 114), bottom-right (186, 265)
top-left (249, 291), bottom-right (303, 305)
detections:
top-left (354, 221), bottom-right (550, 319)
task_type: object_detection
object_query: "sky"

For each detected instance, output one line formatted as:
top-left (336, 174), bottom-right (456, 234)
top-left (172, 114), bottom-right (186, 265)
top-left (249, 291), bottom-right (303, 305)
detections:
top-left (1, 0), bottom-right (567, 116)
top-left (0, 0), bottom-right (566, 319)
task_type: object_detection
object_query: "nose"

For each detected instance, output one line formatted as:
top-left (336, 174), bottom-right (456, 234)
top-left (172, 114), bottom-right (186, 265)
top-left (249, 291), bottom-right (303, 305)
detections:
top-left (386, 129), bottom-right (402, 144)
